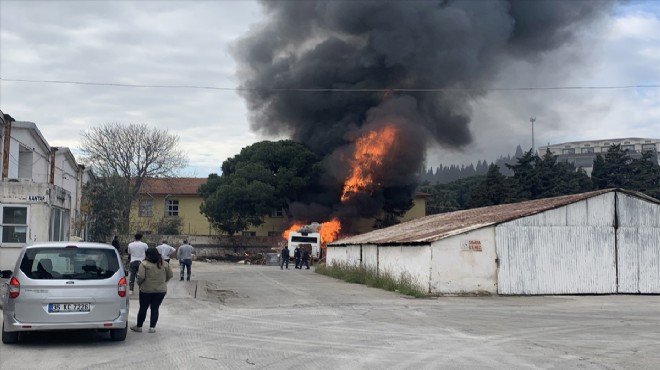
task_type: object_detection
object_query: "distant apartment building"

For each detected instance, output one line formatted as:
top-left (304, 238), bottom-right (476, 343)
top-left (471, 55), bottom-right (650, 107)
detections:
top-left (537, 137), bottom-right (660, 176)
top-left (0, 111), bottom-right (90, 270)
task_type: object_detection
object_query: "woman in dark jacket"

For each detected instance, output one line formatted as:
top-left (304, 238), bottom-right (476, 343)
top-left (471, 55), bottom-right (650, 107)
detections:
top-left (131, 247), bottom-right (173, 333)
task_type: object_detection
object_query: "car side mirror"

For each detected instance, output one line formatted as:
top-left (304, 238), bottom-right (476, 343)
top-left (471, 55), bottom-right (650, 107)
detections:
top-left (0, 270), bottom-right (12, 279)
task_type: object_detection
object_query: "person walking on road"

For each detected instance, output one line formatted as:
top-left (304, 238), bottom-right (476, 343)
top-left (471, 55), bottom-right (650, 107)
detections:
top-left (301, 247), bottom-right (310, 269)
top-left (293, 246), bottom-right (301, 269)
top-left (177, 240), bottom-right (194, 281)
top-left (111, 235), bottom-right (120, 254)
top-left (127, 233), bottom-right (149, 294)
top-left (156, 240), bottom-right (176, 263)
top-left (280, 246), bottom-right (290, 270)
top-left (131, 247), bottom-right (173, 333)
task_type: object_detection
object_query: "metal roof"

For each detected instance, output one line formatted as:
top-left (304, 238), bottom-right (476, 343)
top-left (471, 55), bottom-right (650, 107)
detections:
top-left (329, 189), bottom-right (658, 247)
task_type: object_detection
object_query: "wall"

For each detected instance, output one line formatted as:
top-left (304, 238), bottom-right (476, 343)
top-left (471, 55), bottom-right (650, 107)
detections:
top-left (10, 129), bottom-right (49, 183)
top-left (429, 227), bottom-right (498, 294)
top-left (0, 183), bottom-right (56, 270)
top-left (326, 228), bottom-right (497, 295)
top-left (496, 193), bottom-right (617, 295)
top-left (616, 192), bottom-right (660, 293)
top-left (378, 245), bottom-right (432, 291)
top-left (130, 195), bottom-right (212, 236)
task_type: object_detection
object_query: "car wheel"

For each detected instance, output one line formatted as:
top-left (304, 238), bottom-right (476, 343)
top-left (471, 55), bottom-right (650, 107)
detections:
top-left (110, 323), bottom-right (128, 341)
top-left (2, 323), bottom-right (18, 344)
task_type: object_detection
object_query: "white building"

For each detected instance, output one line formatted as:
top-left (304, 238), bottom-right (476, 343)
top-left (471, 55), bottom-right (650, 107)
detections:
top-left (0, 112), bottom-right (90, 270)
top-left (537, 137), bottom-right (659, 175)
top-left (327, 188), bottom-right (660, 295)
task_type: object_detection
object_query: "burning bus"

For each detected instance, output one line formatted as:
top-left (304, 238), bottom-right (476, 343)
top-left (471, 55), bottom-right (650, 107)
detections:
top-left (282, 220), bottom-right (341, 261)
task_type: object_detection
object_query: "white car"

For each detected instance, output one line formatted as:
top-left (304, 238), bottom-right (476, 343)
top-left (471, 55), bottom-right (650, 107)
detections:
top-left (1, 242), bottom-right (129, 344)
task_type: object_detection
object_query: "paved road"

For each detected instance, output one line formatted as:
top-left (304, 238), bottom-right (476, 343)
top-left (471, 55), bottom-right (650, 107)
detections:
top-left (2, 261), bottom-right (660, 369)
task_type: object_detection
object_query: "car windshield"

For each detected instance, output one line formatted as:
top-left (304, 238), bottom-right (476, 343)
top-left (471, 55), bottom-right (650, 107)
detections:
top-left (19, 247), bottom-right (120, 280)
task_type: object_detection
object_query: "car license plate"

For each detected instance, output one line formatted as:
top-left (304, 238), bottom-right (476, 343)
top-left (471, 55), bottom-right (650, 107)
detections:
top-left (48, 303), bottom-right (91, 313)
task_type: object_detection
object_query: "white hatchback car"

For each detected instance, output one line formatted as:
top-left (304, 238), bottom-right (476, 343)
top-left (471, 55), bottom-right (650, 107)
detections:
top-left (1, 242), bottom-right (129, 344)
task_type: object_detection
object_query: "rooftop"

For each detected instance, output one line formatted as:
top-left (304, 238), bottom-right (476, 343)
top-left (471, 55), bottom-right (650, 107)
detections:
top-left (139, 177), bottom-right (207, 195)
top-left (330, 189), bottom-right (658, 246)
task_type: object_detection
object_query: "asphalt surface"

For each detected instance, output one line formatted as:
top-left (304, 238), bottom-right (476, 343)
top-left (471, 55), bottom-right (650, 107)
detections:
top-left (1, 261), bottom-right (660, 369)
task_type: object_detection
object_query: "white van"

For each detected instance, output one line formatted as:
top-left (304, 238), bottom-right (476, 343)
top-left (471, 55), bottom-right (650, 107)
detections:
top-left (1, 242), bottom-right (129, 344)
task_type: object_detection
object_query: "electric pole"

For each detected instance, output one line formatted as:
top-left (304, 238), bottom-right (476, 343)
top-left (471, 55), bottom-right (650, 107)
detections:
top-left (530, 117), bottom-right (536, 154)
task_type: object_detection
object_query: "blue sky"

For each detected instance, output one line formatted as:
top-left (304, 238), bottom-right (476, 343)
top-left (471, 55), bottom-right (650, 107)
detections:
top-left (0, 1), bottom-right (658, 176)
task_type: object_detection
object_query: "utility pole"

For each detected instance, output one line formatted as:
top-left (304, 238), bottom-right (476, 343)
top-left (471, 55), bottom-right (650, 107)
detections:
top-left (530, 117), bottom-right (536, 154)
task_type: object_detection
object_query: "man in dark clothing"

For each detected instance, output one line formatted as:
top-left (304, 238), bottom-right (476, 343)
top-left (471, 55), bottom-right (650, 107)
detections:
top-left (112, 236), bottom-right (120, 254)
top-left (301, 248), bottom-right (310, 269)
top-left (280, 246), bottom-right (290, 270)
top-left (293, 246), bottom-right (301, 269)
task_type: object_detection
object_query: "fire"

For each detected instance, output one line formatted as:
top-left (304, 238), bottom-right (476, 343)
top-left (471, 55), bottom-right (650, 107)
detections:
top-left (341, 124), bottom-right (397, 201)
top-left (282, 221), bottom-right (307, 240)
top-left (319, 218), bottom-right (341, 245)
top-left (281, 218), bottom-right (341, 245)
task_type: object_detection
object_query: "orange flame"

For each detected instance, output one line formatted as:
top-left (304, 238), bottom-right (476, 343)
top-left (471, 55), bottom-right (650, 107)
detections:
top-left (319, 218), bottom-right (341, 245)
top-left (341, 124), bottom-right (397, 201)
top-left (281, 218), bottom-right (342, 245)
top-left (282, 221), bottom-right (307, 240)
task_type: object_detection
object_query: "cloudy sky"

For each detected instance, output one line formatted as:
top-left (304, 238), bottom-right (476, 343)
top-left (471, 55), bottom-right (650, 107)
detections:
top-left (0, 0), bottom-right (658, 176)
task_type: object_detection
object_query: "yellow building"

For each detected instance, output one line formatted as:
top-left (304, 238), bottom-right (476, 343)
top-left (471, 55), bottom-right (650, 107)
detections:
top-left (130, 177), bottom-right (427, 237)
top-left (129, 178), bottom-right (212, 236)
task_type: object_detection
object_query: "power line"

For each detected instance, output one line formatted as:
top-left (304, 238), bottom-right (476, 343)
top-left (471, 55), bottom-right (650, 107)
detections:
top-left (1, 77), bottom-right (658, 92)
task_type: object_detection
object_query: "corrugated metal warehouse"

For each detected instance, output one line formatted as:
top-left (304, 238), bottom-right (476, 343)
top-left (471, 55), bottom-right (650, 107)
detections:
top-left (327, 189), bottom-right (660, 295)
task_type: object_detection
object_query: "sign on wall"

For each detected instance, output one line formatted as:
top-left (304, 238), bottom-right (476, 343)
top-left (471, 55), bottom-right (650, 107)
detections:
top-left (461, 239), bottom-right (482, 252)
top-left (26, 195), bottom-right (47, 202)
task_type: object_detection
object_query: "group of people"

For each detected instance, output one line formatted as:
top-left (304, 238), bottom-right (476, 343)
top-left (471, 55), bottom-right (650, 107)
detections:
top-left (280, 245), bottom-right (310, 270)
top-left (112, 234), bottom-right (195, 333)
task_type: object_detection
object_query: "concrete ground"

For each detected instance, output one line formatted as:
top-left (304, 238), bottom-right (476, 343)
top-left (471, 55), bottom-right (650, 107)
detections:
top-left (1, 261), bottom-right (660, 369)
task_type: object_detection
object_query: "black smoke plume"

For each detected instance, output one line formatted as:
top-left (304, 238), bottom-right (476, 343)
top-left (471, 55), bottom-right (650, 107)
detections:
top-left (233, 0), bottom-right (614, 230)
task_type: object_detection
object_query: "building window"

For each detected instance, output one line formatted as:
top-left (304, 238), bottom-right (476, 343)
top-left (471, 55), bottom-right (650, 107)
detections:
top-left (601, 147), bottom-right (610, 153)
top-left (641, 144), bottom-right (656, 153)
top-left (562, 148), bottom-right (575, 154)
top-left (581, 147), bottom-right (594, 154)
top-left (621, 145), bottom-right (635, 152)
top-left (242, 231), bottom-right (256, 237)
top-left (270, 209), bottom-right (284, 217)
top-left (139, 199), bottom-right (153, 217)
top-left (166, 200), bottom-right (179, 217)
top-left (1, 206), bottom-right (28, 243)
top-left (49, 208), bottom-right (70, 241)
top-left (268, 231), bottom-right (281, 237)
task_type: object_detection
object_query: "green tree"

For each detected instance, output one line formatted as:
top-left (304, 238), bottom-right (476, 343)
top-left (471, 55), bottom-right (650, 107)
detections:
top-left (468, 164), bottom-right (510, 207)
top-left (536, 149), bottom-right (592, 198)
top-left (629, 151), bottom-right (660, 199)
top-left (506, 149), bottom-right (540, 201)
top-left (591, 144), bottom-right (634, 189)
top-left (81, 175), bottom-right (131, 242)
top-left (593, 146), bottom-right (660, 198)
top-left (419, 175), bottom-right (487, 215)
top-left (156, 217), bottom-right (183, 235)
top-left (199, 140), bottom-right (321, 235)
top-left (80, 123), bottom-right (187, 233)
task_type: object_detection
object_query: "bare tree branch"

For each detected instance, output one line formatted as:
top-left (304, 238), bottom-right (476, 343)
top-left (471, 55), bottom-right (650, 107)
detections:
top-left (80, 123), bottom-right (188, 232)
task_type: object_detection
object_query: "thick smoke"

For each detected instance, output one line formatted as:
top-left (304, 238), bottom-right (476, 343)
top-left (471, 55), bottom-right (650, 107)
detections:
top-left (233, 0), bottom-right (614, 229)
